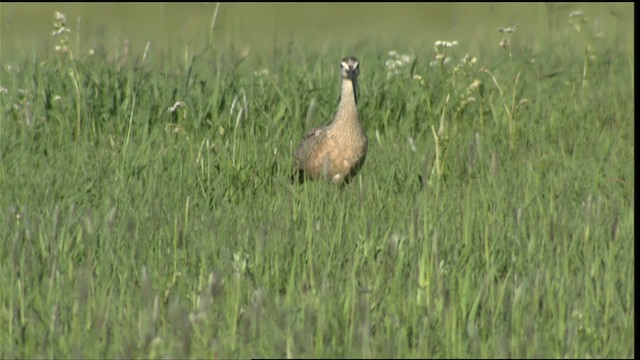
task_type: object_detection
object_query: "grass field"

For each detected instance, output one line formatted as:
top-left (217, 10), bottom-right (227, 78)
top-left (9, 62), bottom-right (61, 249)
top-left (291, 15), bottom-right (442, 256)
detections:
top-left (0, 3), bottom-right (634, 358)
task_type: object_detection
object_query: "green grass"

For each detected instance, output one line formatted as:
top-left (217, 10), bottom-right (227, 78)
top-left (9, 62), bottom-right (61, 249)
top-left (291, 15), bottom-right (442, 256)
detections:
top-left (0, 3), bottom-right (634, 358)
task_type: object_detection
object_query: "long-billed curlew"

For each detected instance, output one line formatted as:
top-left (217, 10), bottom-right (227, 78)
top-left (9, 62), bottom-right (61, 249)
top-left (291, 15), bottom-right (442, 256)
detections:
top-left (293, 56), bottom-right (368, 184)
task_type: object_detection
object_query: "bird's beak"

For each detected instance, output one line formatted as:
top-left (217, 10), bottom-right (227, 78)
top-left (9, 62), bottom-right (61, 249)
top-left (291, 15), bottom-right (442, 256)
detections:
top-left (348, 69), bottom-right (357, 81)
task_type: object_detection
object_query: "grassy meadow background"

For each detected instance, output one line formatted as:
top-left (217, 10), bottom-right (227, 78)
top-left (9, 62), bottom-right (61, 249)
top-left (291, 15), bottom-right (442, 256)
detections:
top-left (0, 2), bottom-right (634, 358)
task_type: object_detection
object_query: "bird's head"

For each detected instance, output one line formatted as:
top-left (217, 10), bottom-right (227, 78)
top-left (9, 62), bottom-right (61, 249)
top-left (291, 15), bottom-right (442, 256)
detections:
top-left (340, 57), bottom-right (359, 81)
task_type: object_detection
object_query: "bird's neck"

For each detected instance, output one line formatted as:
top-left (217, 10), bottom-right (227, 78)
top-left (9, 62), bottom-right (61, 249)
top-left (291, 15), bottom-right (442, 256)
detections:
top-left (334, 78), bottom-right (359, 125)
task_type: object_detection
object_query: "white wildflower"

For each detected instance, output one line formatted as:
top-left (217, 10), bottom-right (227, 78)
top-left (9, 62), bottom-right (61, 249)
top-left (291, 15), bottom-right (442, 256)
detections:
top-left (469, 79), bottom-right (481, 90)
top-left (0, 86), bottom-right (8, 94)
top-left (52, 11), bottom-right (73, 58)
top-left (412, 74), bottom-right (425, 85)
top-left (434, 40), bottom-right (459, 48)
top-left (462, 53), bottom-right (477, 65)
top-left (168, 101), bottom-right (185, 113)
top-left (55, 11), bottom-right (67, 22)
top-left (254, 68), bottom-right (269, 77)
top-left (569, 10), bottom-right (583, 18)
top-left (53, 95), bottom-right (62, 101)
top-left (88, 49), bottom-right (95, 56)
top-left (386, 69), bottom-right (401, 79)
top-left (52, 27), bottom-right (70, 37)
top-left (431, 55), bottom-right (452, 67)
top-left (497, 26), bottom-right (516, 34)
top-left (385, 50), bottom-right (412, 78)
top-left (52, 11), bottom-right (70, 37)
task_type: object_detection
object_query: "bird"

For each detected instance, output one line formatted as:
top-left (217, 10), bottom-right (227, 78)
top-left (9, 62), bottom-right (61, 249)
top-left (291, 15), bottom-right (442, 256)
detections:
top-left (293, 56), bottom-right (368, 184)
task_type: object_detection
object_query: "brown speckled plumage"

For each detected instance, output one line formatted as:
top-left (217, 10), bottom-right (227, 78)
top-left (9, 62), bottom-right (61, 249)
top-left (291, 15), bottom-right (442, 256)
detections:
top-left (293, 57), bottom-right (368, 184)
